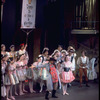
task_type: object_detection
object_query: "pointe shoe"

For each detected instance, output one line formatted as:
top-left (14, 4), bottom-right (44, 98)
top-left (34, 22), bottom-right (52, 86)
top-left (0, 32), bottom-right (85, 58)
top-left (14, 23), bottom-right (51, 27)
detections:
top-left (65, 92), bottom-right (69, 95)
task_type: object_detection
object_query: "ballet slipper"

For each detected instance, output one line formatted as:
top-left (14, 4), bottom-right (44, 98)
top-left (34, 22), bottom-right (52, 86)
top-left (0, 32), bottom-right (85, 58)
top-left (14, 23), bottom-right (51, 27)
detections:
top-left (39, 89), bottom-right (42, 93)
top-left (23, 89), bottom-right (28, 93)
top-left (10, 96), bottom-right (15, 100)
top-left (19, 92), bottom-right (25, 95)
top-left (30, 90), bottom-right (33, 93)
top-left (33, 90), bottom-right (36, 93)
top-left (30, 89), bottom-right (36, 93)
top-left (6, 98), bottom-right (11, 100)
top-left (15, 92), bottom-right (18, 96)
top-left (63, 92), bottom-right (65, 95)
top-left (65, 92), bottom-right (69, 95)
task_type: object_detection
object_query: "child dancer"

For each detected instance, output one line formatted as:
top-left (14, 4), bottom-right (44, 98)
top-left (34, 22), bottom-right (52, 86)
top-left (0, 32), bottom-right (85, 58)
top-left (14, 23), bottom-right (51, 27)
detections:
top-left (27, 66), bottom-right (36, 93)
top-left (9, 45), bottom-right (19, 96)
top-left (19, 43), bottom-right (28, 93)
top-left (61, 56), bottom-right (75, 95)
top-left (67, 46), bottom-right (76, 77)
top-left (33, 57), bottom-right (59, 100)
top-left (12, 57), bottom-right (19, 96)
top-left (4, 57), bottom-right (16, 100)
top-left (27, 56), bottom-right (43, 93)
top-left (1, 54), bottom-right (8, 98)
top-left (16, 54), bottom-right (26, 95)
top-left (39, 47), bottom-right (49, 92)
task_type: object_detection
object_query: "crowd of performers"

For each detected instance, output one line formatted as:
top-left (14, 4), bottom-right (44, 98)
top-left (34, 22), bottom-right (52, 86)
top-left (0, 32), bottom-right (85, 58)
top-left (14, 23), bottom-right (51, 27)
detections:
top-left (1, 44), bottom-right (98, 100)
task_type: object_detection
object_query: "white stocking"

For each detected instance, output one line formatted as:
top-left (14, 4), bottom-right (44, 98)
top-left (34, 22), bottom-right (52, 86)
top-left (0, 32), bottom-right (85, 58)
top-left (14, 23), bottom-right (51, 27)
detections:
top-left (19, 82), bottom-right (22, 94)
top-left (14, 85), bottom-right (17, 94)
top-left (65, 84), bottom-right (67, 93)
top-left (10, 85), bottom-right (13, 97)
top-left (62, 84), bottom-right (65, 94)
top-left (6, 85), bottom-right (10, 98)
top-left (40, 81), bottom-right (44, 92)
top-left (29, 81), bottom-right (33, 92)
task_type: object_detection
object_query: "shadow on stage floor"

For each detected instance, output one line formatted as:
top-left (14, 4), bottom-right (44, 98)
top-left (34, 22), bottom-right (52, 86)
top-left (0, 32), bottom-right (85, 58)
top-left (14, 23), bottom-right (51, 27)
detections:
top-left (1, 79), bottom-right (99, 100)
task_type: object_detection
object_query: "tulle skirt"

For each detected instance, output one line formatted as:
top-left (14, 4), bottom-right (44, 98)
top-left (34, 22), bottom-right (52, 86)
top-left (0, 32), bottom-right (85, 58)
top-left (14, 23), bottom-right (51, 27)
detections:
top-left (13, 73), bottom-right (19, 84)
top-left (39, 68), bottom-right (48, 80)
top-left (4, 74), bottom-right (15, 85)
top-left (26, 68), bottom-right (33, 79)
top-left (16, 69), bottom-right (26, 81)
top-left (22, 68), bottom-right (28, 79)
top-left (27, 68), bottom-right (39, 81)
top-left (61, 71), bottom-right (75, 83)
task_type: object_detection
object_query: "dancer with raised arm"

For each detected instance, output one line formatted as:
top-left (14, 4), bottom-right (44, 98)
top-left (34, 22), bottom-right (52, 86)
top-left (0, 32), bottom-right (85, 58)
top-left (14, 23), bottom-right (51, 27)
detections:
top-left (33, 57), bottom-right (59, 100)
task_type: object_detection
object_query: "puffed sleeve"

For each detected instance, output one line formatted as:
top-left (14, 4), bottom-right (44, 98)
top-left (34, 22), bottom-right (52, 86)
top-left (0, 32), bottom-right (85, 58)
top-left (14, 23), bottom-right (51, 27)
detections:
top-left (74, 53), bottom-right (77, 58)
top-left (86, 57), bottom-right (89, 68)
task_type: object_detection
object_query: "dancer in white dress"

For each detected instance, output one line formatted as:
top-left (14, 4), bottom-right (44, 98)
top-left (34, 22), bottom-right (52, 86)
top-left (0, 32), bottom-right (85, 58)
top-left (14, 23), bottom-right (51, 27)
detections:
top-left (4, 57), bottom-right (16, 100)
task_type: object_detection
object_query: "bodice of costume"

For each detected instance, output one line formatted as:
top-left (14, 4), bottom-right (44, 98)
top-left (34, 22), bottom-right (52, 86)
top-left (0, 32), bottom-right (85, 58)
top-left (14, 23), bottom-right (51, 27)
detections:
top-left (63, 62), bottom-right (72, 72)
top-left (9, 52), bottom-right (15, 58)
top-left (16, 61), bottom-right (23, 70)
top-left (8, 64), bottom-right (15, 74)
top-left (19, 49), bottom-right (25, 55)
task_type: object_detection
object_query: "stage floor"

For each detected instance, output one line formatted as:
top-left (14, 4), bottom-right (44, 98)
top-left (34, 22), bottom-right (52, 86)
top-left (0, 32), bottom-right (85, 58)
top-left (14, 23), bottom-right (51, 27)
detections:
top-left (1, 80), bottom-right (99, 100)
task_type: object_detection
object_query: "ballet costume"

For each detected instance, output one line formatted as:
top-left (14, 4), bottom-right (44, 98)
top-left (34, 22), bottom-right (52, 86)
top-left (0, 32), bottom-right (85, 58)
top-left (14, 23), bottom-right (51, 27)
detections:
top-left (61, 61), bottom-right (75, 95)
top-left (4, 63), bottom-right (16, 100)
top-left (36, 62), bottom-right (59, 99)
top-left (39, 59), bottom-right (48, 92)
top-left (16, 61), bottom-right (26, 95)
top-left (12, 62), bottom-right (19, 96)
top-left (1, 61), bottom-right (7, 98)
top-left (27, 62), bottom-right (39, 93)
top-left (21, 59), bottom-right (28, 93)
top-left (26, 67), bottom-right (36, 93)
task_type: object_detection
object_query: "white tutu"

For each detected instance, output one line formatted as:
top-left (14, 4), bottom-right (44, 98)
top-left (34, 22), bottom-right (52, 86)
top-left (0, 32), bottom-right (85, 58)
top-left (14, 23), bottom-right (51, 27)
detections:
top-left (4, 74), bottom-right (15, 85)
top-left (16, 69), bottom-right (26, 81)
